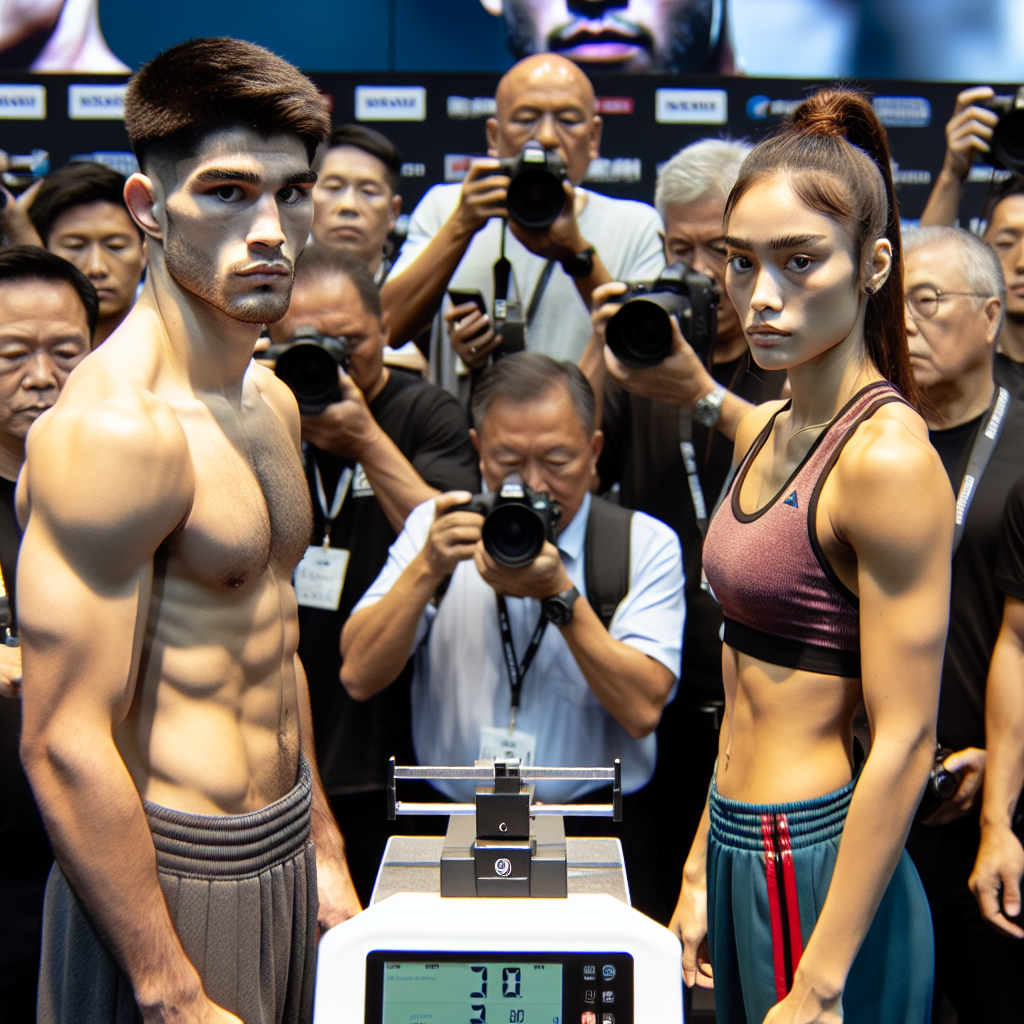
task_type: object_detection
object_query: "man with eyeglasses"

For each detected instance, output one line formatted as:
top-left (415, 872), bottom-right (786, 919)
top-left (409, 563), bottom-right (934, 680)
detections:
top-left (902, 226), bottom-right (1024, 1024)
top-left (379, 52), bottom-right (664, 400)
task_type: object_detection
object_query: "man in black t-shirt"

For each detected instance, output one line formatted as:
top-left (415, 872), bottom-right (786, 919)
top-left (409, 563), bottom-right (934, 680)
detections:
top-left (902, 226), bottom-right (1023, 1022)
top-left (0, 248), bottom-right (94, 1021)
top-left (576, 139), bottom-right (786, 926)
top-left (267, 247), bottom-right (479, 905)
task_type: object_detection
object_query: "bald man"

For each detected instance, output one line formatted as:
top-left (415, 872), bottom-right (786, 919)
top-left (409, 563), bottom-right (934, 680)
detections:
top-left (380, 53), bottom-right (664, 398)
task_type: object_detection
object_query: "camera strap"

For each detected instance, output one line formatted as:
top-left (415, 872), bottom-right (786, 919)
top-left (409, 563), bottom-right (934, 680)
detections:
top-left (953, 385), bottom-right (1010, 556)
top-left (678, 408), bottom-right (709, 536)
top-left (493, 220), bottom-right (555, 329)
top-left (313, 461), bottom-right (354, 548)
top-left (496, 593), bottom-right (549, 732)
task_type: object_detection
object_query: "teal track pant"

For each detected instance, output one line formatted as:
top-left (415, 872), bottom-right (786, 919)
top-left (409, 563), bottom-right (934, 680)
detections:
top-left (706, 776), bottom-right (934, 1024)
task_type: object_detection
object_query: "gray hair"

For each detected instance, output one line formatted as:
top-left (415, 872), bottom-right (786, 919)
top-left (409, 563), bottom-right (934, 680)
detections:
top-left (470, 352), bottom-right (595, 433)
top-left (903, 225), bottom-right (1006, 314)
top-left (655, 138), bottom-right (753, 220)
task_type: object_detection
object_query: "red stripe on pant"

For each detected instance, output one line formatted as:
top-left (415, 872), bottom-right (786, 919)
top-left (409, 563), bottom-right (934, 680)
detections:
top-left (761, 813), bottom-right (788, 1002)
top-left (777, 814), bottom-right (804, 976)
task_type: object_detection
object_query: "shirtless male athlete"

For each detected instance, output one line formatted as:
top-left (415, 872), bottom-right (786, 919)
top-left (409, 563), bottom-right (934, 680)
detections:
top-left (18, 38), bottom-right (359, 1024)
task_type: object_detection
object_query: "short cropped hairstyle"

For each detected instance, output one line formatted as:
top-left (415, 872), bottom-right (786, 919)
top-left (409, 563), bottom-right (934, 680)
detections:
top-left (124, 37), bottom-right (331, 172)
top-left (983, 172), bottom-right (1024, 224)
top-left (320, 125), bottom-right (403, 195)
top-left (294, 244), bottom-right (382, 320)
top-left (904, 225), bottom-right (1006, 316)
top-left (655, 138), bottom-right (752, 220)
top-left (0, 246), bottom-right (99, 340)
top-left (28, 162), bottom-right (137, 244)
top-left (470, 351), bottom-right (596, 433)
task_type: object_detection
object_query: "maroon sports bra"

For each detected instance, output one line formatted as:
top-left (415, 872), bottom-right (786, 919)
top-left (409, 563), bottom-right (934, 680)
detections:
top-left (703, 381), bottom-right (909, 677)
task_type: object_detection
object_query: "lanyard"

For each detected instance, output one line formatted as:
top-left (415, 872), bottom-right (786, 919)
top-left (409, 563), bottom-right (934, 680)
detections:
top-left (953, 385), bottom-right (1009, 555)
top-left (679, 408), bottom-right (709, 535)
top-left (496, 593), bottom-right (549, 732)
top-left (313, 461), bottom-right (354, 548)
top-left (493, 220), bottom-right (554, 329)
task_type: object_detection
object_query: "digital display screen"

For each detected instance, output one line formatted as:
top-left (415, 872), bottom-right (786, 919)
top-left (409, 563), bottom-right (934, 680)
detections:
top-left (382, 960), bottom-right (562, 1024)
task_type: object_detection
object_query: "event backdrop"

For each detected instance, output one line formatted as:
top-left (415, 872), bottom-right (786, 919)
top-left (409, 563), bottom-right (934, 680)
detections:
top-left (0, 70), bottom-right (1012, 229)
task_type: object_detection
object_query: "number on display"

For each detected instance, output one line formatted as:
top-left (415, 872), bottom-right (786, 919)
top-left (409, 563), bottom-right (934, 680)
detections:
top-left (502, 967), bottom-right (522, 998)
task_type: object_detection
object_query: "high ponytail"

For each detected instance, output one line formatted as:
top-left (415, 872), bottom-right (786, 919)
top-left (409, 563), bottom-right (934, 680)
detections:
top-left (725, 87), bottom-right (920, 409)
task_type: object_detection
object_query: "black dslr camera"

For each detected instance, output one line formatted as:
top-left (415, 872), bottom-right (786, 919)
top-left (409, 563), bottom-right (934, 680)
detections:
top-left (982, 87), bottom-right (1024, 174)
top-left (264, 326), bottom-right (352, 415)
top-left (915, 746), bottom-right (963, 823)
top-left (451, 473), bottom-right (560, 568)
top-left (497, 141), bottom-right (568, 230)
top-left (605, 264), bottom-right (718, 369)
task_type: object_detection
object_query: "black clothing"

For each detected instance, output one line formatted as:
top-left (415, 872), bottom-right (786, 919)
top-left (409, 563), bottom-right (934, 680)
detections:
top-left (903, 398), bottom-right (1024, 1024)
top-left (928, 398), bottom-right (1024, 752)
top-left (994, 350), bottom-right (1024, 400)
top-left (297, 369), bottom-right (477, 904)
top-left (0, 476), bottom-right (52, 1022)
top-left (597, 351), bottom-right (785, 924)
top-left (906, 812), bottom-right (1023, 1024)
top-left (995, 471), bottom-right (1024, 604)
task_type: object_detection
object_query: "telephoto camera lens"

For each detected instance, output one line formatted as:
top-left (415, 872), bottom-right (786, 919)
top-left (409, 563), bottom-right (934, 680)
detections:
top-left (269, 326), bottom-right (352, 416)
top-left (503, 142), bottom-right (567, 230)
top-left (605, 292), bottom-right (683, 369)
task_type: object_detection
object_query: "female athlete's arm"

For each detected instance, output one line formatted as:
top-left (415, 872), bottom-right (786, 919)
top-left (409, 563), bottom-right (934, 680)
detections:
top-left (763, 412), bottom-right (953, 1024)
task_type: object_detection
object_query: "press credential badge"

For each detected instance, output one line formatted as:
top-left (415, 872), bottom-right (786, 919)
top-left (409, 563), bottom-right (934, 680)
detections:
top-left (479, 725), bottom-right (536, 765)
top-left (295, 547), bottom-right (350, 610)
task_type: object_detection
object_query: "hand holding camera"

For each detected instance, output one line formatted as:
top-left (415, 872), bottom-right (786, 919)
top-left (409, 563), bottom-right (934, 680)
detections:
top-left (298, 368), bottom-right (380, 462)
top-left (452, 159), bottom-right (511, 237)
top-left (940, 86), bottom-right (999, 182)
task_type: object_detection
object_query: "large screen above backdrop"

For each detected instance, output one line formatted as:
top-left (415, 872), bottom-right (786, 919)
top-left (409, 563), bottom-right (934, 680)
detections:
top-left (1, 0), bottom-right (1022, 80)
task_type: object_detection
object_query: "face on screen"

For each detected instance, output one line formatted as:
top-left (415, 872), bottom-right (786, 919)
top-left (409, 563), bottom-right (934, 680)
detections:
top-left (483, 0), bottom-right (722, 73)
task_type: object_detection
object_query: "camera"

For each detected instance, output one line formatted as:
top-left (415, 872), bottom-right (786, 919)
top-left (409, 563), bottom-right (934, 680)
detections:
top-left (498, 142), bottom-right (568, 230)
top-left (915, 746), bottom-right (963, 823)
top-left (450, 473), bottom-right (561, 568)
top-left (605, 264), bottom-right (718, 369)
top-left (264, 326), bottom-right (351, 415)
top-left (982, 88), bottom-right (1024, 174)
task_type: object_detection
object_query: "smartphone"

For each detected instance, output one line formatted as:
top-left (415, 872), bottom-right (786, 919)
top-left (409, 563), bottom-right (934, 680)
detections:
top-left (447, 289), bottom-right (489, 342)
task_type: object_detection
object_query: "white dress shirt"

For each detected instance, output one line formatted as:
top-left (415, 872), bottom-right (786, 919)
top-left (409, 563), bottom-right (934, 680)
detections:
top-left (354, 493), bottom-right (684, 802)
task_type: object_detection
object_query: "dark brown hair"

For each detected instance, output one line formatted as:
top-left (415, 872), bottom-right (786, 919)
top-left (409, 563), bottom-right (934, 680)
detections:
top-left (124, 37), bottom-right (330, 171)
top-left (28, 161), bottom-right (138, 244)
top-left (725, 87), bottom-right (920, 408)
top-left (0, 246), bottom-right (99, 340)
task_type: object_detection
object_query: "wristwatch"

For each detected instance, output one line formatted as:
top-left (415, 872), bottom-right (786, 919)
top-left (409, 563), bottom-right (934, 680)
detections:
top-left (542, 585), bottom-right (580, 626)
top-left (560, 245), bottom-right (596, 279)
top-left (694, 383), bottom-right (727, 428)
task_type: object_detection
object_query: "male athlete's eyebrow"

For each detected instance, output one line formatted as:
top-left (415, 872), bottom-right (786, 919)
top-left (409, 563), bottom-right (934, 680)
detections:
top-left (726, 233), bottom-right (825, 250)
top-left (196, 168), bottom-right (261, 185)
top-left (284, 169), bottom-right (318, 186)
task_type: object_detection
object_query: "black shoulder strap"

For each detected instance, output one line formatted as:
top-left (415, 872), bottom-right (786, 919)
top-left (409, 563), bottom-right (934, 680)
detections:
top-left (584, 495), bottom-right (633, 629)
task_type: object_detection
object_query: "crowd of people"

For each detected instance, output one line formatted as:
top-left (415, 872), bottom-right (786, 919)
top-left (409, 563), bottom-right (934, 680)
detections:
top-left (0, 36), bottom-right (1021, 1024)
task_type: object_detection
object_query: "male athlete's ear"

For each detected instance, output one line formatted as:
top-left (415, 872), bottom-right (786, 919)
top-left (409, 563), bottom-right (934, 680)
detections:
top-left (124, 173), bottom-right (163, 242)
top-left (863, 238), bottom-right (893, 297)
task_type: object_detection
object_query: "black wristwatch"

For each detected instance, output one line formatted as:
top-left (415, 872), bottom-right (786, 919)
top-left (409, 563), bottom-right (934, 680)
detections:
top-left (560, 245), bottom-right (596, 278)
top-left (542, 585), bottom-right (580, 626)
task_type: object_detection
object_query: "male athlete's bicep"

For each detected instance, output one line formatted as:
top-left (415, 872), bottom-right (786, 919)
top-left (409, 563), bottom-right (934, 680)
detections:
top-left (18, 399), bottom-right (192, 735)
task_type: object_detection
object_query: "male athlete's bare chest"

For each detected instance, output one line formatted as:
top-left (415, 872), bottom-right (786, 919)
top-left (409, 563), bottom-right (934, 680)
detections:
top-left (169, 396), bottom-right (312, 591)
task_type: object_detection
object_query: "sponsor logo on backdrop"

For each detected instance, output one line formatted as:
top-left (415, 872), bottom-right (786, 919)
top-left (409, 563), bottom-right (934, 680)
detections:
top-left (596, 96), bottom-right (634, 115)
top-left (445, 154), bottom-right (473, 182)
top-left (968, 165), bottom-right (1012, 183)
top-left (0, 85), bottom-right (45, 119)
top-left (746, 95), bottom-right (803, 120)
top-left (401, 162), bottom-right (426, 178)
top-left (68, 84), bottom-right (126, 120)
top-left (70, 151), bottom-right (138, 177)
top-left (890, 162), bottom-right (932, 186)
top-left (585, 157), bottom-right (642, 183)
top-left (655, 88), bottom-right (727, 125)
top-left (355, 86), bottom-right (426, 122)
top-left (872, 96), bottom-right (931, 128)
top-left (447, 95), bottom-right (497, 119)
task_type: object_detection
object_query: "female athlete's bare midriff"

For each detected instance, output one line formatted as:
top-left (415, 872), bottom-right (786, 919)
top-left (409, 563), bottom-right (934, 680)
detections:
top-left (705, 383), bottom-right (910, 805)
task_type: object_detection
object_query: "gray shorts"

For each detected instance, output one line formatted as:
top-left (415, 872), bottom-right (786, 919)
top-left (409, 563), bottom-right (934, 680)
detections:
top-left (38, 758), bottom-right (318, 1024)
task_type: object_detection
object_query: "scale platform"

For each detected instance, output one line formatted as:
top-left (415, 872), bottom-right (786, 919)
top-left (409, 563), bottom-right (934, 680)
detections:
top-left (312, 761), bottom-right (684, 1024)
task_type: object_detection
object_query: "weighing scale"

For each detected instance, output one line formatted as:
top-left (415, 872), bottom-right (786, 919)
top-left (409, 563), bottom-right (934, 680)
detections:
top-left (313, 759), bottom-right (685, 1024)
